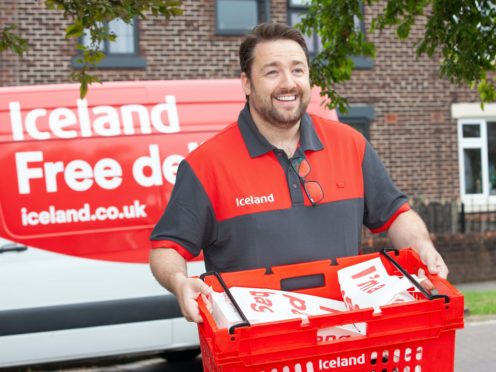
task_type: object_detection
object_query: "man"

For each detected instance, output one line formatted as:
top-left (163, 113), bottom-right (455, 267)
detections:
top-left (149, 23), bottom-right (448, 323)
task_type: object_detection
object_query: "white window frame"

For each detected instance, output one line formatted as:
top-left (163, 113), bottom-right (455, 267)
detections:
top-left (453, 103), bottom-right (496, 212)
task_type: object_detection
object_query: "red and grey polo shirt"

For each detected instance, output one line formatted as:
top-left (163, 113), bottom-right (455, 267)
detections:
top-left (151, 105), bottom-right (409, 273)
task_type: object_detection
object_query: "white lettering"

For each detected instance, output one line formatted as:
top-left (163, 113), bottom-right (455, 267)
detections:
top-left (92, 105), bottom-right (120, 136)
top-left (16, 151), bottom-right (44, 194)
top-left (44, 161), bottom-right (64, 192)
top-left (20, 201), bottom-right (148, 226)
top-left (49, 107), bottom-right (77, 138)
top-left (132, 144), bottom-right (163, 187)
top-left (133, 199), bottom-right (147, 217)
top-left (121, 104), bottom-right (152, 135)
top-left (93, 158), bottom-right (122, 190)
top-left (79, 204), bottom-right (91, 221)
top-left (65, 160), bottom-right (94, 192)
top-left (21, 207), bottom-right (28, 225)
top-left (162, 154), bottom-right (184, 184)
top-left (151, 95), bottom-right (180, 133)
top-left (132, 144), bottom-right (185, 187)
top-left (235, 193), bottom-right (275, 207)
top-left (9, 102), bottom-right (24, 141)
top-left (9, 96), bottom-right (181, 142)
top-left (26, 108), bottom-right (49, 140)
top-left (106, 206), bottom-right (119, 220)
top-left (77, 99), bottom-right (92, 137)
top-left (319, 353), bottom-right (365, 369)
top-left (38, 211), bottom-right (50, 225)
top-left (16, 151), bottom-right (124, 193)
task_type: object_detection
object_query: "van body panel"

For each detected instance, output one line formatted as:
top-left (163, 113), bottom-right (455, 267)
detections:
top-left (0, 80), bottom-right (337, 367)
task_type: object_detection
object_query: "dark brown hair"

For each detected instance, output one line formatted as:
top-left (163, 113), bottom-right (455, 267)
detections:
top-left (239, 23), bottom-right (310, 79)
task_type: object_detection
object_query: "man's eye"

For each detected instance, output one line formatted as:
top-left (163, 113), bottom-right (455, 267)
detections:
top-left (293, 68), bottom-right (304, 74)
top-left (266, 70), bottom-right (277, 76)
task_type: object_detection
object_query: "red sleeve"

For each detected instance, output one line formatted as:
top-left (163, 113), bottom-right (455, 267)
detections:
top-left (150, 239), bottom-right (195, 261)
top-left (370, 202), bottom-right (410, 234)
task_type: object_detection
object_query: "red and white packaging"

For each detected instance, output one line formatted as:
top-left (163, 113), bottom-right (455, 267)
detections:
top-left (210, 287), bottom-right (366, 338)
top-left (338, 257), bottom-right (419, 313)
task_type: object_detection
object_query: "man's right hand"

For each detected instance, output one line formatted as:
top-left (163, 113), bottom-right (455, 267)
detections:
top-left (149, 248), bottom-right (212, 324)
top-left (173, 274), bottom-right (212, 323)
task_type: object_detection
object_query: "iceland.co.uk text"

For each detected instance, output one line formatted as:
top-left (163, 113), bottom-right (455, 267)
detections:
top-left (20, 200), bottom-right (147, 226)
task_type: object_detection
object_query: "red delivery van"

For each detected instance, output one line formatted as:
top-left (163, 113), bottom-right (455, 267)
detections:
top-left (0, 79), bottom-right (337, 367)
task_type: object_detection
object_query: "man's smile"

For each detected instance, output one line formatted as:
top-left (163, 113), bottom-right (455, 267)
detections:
top-left (275, 95), bottom-right (297, 102)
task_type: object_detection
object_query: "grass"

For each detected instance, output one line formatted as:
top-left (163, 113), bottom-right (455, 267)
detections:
top-left (461, 290), bottom-right (496, 315)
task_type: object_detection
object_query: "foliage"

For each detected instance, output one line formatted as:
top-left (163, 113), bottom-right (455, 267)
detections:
top-left (0, 0), bottom-right (183, 98)
top-left (0, 24), bottom-right (29, 55)
top-left (298, 0), bottom-right (496, 112)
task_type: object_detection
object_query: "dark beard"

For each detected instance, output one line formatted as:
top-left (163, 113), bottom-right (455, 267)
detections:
top-left (260, 102), bottom-right (306, 129)
top-left (250, 88), bottom-right (310, 129)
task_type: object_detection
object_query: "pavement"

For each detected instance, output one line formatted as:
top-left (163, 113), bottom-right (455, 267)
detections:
top-left (454, 280), bottom-right (496, 292)
top-left (453, 280), bottom-right (496, 372)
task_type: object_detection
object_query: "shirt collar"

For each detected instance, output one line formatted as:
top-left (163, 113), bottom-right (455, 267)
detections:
top-left (237, 104), bottom-right (324, 158)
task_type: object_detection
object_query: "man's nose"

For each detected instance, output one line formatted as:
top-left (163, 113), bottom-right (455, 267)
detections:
top-left (280, 70), bottom-right (297, 90)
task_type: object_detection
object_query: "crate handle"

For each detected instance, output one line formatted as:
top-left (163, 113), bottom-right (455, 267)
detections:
top-left (200, 271), bottom-right (251, 334)
top-left (380, 248), bottom-right (450, 303)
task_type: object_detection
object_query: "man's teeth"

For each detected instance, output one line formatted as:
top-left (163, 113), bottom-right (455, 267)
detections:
top-left (276, 95), bottom-right (296, 101)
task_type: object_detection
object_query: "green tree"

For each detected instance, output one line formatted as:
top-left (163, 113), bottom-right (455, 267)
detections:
top-left (0, 0), bottom-right (183, 98)
top-left (298, 0), bottom-right (496, 111)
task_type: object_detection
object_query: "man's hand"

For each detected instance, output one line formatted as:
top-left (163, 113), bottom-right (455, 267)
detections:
top-left (173, 274), bottom-right (212, 323)
top-left (387, 209), bottom-right (449, 291)
top-left (149, 248), bottom-right (212, 323)
top-left (416, 243), bottom-right (449, 291)
top-left (417, 244), bottom-right (449, 279)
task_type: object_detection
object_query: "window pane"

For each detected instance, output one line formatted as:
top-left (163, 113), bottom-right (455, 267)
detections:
top-left (217, 0), bottom-right (258, 32)
top-left (464, 148), bottom-right (482, 194)
top-left (289, 11), bottom-right (315, 53)
top-left (82, 28), bottom-right (104, 51)
top-left (462, 123), bottom-right (481, 138)
top-left (108, 19), bottom-right (135, 54)
top-left (488, 122), bottom-right (496, 195)
top-left (289, 0), bottom-right (311, 5)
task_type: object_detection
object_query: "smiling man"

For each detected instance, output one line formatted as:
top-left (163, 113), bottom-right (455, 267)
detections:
top-left (149, 23), bottom-right (448, 323)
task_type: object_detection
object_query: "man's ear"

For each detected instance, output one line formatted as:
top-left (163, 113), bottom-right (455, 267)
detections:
top-left (240, 72), bottom-right (251, 96)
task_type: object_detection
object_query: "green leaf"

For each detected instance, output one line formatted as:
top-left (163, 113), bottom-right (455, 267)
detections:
top-left (0, 24), bottom-right (29, 56)
top-left (65, 22), bottom-right (84, 38)
top-left (80, 76), bottom-right (88, 99)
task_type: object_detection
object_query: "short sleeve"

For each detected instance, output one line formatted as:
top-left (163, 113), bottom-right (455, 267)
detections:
top-left (362, 141), bottom-right (410, 233)
top-left (150, 160), bottom-right (217, 260)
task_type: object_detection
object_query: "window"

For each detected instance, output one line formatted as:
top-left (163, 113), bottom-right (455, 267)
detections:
top-left (458, 119), bottom-right (496, 206)
top-left (288, 0), bottom-right (373, 69)
top-left (453, 103), bottom-right (496, 210)
top-left (72, 18), bottom-right (146, 69)
top-left (337, 105), bottom-right (375, 140)
top-left (216, 0), bottom-right (270, 35)
top-left (288, 1), bottom-right (320, 56)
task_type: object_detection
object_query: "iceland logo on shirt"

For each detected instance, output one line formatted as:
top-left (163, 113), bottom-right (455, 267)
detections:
top-left (235, 193), bottom-right (275, 207)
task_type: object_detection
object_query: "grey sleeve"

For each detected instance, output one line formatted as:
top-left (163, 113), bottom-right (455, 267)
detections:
top-left (362, 141), bottom-right (409, 231)
top-left (150, 160), bottom-right (217, 257)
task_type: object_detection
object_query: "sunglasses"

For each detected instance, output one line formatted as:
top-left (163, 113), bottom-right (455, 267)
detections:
top-left (290, 157), bottom-right (324, 207)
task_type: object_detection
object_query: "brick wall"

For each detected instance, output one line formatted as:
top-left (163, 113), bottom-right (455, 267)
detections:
top-left (1, 0), bottom-right (480, 200)
top-left (339, 2), bottom-right (480, 199)
top-left (363, 232), bottom-right (496, 284)
top-left (0, 2), bottom-right (483, 196)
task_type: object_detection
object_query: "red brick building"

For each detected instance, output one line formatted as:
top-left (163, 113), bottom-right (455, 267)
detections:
top-left (2, 1), bottom-right (495, 281)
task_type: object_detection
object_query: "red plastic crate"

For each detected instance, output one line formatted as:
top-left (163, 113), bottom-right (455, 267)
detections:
top-left (197, 249), bottom-right (464, 372)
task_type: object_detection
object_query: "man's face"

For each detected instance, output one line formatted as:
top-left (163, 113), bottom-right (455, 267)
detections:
top-left (241, 39), bottom-right (311, 129)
